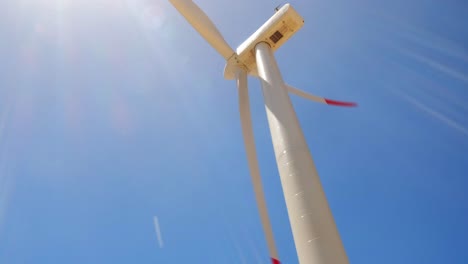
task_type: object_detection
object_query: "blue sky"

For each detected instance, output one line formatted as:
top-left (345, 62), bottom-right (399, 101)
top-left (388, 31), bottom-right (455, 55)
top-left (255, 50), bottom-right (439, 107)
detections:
top-left (1, 0), bottom-right (467, 263)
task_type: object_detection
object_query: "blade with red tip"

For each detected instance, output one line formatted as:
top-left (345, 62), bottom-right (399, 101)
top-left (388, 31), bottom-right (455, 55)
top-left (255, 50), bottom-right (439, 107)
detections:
top-left (286, 84), bottom-right (357, 107)
top-left (237, 68), bottom-right (280, 264)
top-left (324, 98), bottom-right (357, 107)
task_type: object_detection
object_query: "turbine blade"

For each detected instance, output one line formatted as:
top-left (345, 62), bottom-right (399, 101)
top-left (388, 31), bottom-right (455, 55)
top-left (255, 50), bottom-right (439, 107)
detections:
top-left (169, 0), bottom-right (235, 60)
top-left (237, 69), bottom-right (280, 264)
top-left (286, 84), bottom-right (357, 107)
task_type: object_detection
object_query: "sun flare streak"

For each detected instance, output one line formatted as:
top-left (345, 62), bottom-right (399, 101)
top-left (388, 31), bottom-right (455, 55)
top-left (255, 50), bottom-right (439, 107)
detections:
top-left (400, 49), bottom-right (468, 84)
top-left (394, 90), bottom-right (468, 137)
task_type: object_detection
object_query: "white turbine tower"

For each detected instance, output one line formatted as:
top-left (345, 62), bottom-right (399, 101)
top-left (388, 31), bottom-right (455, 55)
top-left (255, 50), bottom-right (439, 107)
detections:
top-left (168, 1), bottom-right (355, 263)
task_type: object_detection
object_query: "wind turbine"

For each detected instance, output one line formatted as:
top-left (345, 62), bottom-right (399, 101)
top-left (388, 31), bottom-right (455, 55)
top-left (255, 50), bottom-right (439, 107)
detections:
top-left (168, 1), bottom-right (354, 263)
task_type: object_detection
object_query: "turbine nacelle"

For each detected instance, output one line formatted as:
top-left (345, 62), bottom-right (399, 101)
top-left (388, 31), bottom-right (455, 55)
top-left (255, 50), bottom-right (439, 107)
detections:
top-left (224, 4), bottom-right (304, 79)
